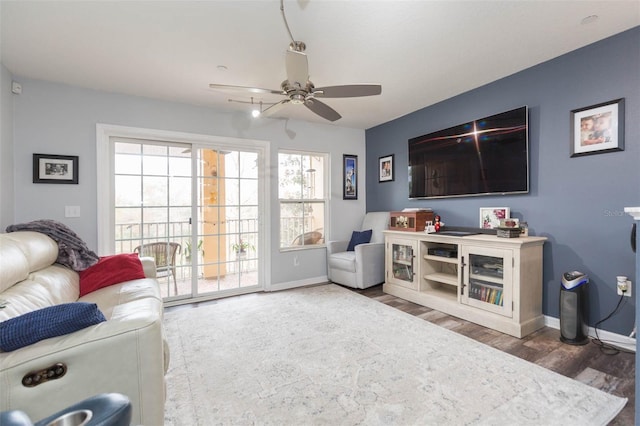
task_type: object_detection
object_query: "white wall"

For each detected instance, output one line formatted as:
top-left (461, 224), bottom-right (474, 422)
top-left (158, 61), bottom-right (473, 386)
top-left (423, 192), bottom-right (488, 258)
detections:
top-left (11, 77), bottom-right (367, 286)
top-left (0, 63), bottom-right (15, 230)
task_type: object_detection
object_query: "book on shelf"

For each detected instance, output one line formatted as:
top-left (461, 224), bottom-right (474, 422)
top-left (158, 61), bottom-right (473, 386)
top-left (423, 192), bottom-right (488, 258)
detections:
top-left (471, 284), bottom-right (503, 306)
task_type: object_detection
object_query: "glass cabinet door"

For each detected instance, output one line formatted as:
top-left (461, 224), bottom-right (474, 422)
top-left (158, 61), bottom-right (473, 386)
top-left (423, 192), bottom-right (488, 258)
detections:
top-left (462, 246), bottom-right (512, 317)
top-left (387, 238), bottom-right (418, 289)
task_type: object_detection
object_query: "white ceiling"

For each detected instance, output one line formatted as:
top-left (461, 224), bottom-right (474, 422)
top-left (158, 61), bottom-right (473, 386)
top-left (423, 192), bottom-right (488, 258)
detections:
top-left (2, 1), bottom-right (639, 129)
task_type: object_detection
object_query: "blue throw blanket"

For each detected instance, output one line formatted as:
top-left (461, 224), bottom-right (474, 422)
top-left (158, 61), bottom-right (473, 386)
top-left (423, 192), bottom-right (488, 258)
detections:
top-left (6, 220), bottom-right (99, 271)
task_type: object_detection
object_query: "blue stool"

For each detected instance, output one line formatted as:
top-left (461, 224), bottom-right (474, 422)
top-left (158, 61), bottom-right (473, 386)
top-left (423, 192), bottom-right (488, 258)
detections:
top-left (0, 393), bottom-right (131, 426)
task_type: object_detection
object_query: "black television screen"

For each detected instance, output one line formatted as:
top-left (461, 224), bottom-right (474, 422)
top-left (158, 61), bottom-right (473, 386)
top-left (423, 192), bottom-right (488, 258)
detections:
top-left (408, 106), bottom-right (529, 199)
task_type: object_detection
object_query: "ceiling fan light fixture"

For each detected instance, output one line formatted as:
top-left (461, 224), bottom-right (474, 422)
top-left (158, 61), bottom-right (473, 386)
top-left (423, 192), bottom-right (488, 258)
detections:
top-left (251, 99), bottom-right (263, 118)
top-left (290, 93), bottom-right (306, 104)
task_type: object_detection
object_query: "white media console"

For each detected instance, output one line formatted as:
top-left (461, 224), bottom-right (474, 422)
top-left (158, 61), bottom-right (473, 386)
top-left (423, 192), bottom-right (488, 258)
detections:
top-left (383, 230), bottom-right (547, 338)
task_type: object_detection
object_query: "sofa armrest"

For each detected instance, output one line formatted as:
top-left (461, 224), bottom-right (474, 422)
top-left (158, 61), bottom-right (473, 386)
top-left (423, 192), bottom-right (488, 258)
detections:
top-left (139, 256), bottom-right (157, 278)
top-left (326, 240), bottom-right (349, 255)
top-left (0, 300), bottom-right (166, 426)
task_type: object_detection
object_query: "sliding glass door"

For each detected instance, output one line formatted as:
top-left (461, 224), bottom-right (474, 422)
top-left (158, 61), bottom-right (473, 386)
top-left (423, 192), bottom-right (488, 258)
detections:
top-left (110, 137), bottom-right (263, 302)
top-left (192, 148), bottom-right (259, 295)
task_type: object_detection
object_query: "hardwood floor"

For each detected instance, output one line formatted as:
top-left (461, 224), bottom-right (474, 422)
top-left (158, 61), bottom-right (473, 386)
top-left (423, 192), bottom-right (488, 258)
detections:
top-left (349, 284), bottom-right (635, 425)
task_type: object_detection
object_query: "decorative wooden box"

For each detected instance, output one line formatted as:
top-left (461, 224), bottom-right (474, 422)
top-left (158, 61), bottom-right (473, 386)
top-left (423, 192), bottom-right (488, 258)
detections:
top-left (496, 227), bottom-right (521, 238)
top-left (389, 211), bottom-right (435, 232)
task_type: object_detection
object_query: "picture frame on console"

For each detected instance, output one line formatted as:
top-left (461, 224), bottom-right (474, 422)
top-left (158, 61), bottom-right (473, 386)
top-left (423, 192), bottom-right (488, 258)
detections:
top-left (570, 98), bottom-right (624, 157)
top-left (480, 207), bottom-right (510, 229)
top-left (378, 154), bottom-right (394, 183)
top-left (33, 153), bottom-right (79, 184)
top-left (343, 154), bottom-right (358, 200)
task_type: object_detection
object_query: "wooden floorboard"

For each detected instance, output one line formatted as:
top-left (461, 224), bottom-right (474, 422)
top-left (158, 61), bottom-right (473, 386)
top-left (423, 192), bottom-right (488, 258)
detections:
top-left (350, 284), bottom-right (635, 425)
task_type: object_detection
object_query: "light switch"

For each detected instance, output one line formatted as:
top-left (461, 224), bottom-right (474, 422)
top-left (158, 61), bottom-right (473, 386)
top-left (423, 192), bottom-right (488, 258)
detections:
top-left (65, 206), bottom-right (80, 218)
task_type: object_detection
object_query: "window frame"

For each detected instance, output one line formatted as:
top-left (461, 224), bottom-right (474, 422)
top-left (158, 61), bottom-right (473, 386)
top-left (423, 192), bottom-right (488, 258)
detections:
top-left (278, 149), bottom-right (330, 251)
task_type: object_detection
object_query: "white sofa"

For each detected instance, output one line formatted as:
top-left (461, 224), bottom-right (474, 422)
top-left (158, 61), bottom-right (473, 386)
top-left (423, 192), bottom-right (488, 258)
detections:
top-left (0, 231), bottom-right (168, 425)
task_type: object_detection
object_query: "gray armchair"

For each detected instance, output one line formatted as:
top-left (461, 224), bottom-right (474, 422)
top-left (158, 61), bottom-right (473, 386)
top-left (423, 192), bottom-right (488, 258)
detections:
top-left (326, 212), bottom-right (390, 289)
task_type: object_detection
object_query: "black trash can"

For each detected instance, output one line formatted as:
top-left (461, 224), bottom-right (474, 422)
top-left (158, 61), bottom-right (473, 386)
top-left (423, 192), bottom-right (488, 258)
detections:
top-left (560, 270), bottom-right (589, 345)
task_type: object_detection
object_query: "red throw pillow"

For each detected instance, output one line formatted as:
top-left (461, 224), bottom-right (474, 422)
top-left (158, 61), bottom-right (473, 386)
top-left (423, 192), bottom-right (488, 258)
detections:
top-left (79, 253), bottom-right (145, 297)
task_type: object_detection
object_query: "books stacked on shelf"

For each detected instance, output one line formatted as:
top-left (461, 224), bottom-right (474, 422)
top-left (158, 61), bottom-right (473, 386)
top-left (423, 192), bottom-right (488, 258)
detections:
top-left (470, 283), bottom-right (503, 306)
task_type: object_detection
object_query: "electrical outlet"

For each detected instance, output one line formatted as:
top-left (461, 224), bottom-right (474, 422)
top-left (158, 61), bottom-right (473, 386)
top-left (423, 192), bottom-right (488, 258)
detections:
top-left (64, 205), bottom-right (80, 218)
top-left (617, 277), bottom-right (632, 297)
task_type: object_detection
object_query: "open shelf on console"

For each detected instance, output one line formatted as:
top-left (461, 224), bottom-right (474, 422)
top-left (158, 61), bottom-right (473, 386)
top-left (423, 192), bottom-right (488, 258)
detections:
top-left (423, 272), bottom-right (457, 286)
top-left (424, 254), bottom-right (459, 264)
top-left (421, 241), bottom-right (459, 291)
top-left (420, 281), bottom-right (457, 302)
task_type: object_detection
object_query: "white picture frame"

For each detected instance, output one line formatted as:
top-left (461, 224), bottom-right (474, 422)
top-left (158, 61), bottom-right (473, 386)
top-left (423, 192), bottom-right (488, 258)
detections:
top-left (479, 207), bottom-right (510, 229)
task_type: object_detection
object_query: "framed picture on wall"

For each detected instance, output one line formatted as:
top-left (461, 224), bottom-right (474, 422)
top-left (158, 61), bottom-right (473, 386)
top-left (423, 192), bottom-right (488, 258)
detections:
top-left (479, 207), bottom-right (510, 229)
top-left (378, 154), bottom-right (394, 182)
top-left (33, 154), bottom-right (79, 184)
top-left (343, 154), bottom-right (357, 200)
top-left (570, 98), bottom-right (625, 157)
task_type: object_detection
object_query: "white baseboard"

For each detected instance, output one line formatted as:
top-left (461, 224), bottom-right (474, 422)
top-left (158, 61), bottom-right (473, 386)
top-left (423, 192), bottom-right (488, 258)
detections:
top-left (544, 315), bottom-right (636, 353)
top-left (267, 276), bottom-right (328, 292)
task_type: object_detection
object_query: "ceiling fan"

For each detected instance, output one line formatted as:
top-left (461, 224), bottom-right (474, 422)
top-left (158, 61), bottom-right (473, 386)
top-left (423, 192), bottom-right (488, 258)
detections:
top-left (208, 1), bottom-right (381, 122)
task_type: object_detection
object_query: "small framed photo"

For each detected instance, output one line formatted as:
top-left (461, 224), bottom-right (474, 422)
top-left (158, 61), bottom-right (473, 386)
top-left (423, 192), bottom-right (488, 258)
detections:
top-left (378, 154), bottom-right (394, 182)
top-left (343, 154), bottom-right (357, 200)
top-left (33, 154), bottom-right (79, 184)
top-left (480, 207), bottom-right (510, 229)
top-left (570, 98), bottom-right (624, 157)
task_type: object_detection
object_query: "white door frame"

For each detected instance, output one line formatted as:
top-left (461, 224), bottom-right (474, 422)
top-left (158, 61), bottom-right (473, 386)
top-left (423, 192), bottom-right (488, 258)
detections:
top-left (96, 123), bottom-right (271, 294)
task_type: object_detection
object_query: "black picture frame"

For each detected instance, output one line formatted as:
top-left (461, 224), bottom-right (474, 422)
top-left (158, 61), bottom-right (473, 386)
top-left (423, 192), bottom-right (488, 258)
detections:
top-left (378, 154), bottom-right (394, 182)
top-left (33, 154), bottom-right (79, 184)
top-left (343, 154), bottom-right (357, 200)
top-left (570, 98), bottom-right (624, 157)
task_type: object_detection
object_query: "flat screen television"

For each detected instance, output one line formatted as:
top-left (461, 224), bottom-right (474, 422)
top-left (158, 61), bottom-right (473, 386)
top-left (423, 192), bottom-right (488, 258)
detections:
top-left (408, 106), bottom-right (529, 199)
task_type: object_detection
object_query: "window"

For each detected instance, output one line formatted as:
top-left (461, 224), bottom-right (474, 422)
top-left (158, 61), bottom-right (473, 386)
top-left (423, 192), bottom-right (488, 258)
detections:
top-left (278, 151), bottom-right (328, 249)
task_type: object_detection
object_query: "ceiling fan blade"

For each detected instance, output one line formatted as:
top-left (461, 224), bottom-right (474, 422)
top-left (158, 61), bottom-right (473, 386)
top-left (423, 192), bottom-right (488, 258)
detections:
top-left (304, 98), bottom-right (341, 122)
top-left (313, 84), bottom-right (382, 98)
top-left (285, 50), bottom-right (309, 88)
top-left (209, 83), bottom-right (283, 96)
top-left (261, 99), bottom-right (291, 117)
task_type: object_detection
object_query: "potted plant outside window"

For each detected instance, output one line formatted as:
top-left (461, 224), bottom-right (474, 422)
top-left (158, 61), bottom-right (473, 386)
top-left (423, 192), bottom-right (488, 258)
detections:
top-left (184, 239), bottom-right (204, 262)
top-left (231, 240), bottom-right (254, 258)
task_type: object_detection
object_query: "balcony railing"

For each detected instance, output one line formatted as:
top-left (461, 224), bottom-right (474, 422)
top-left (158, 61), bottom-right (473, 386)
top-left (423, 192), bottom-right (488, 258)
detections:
top-left (116, 220), bottom-right (256, 276)
top-left (115, 218), bottom-right (323, 298)
top-left (115, 217), bottom-right (322, 256)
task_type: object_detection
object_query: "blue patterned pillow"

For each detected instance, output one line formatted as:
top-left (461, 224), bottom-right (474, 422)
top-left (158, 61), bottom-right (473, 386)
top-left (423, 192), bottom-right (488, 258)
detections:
top-left (347, 229), bottom-right (373, 251)
top-left (0, 303), bottom-right (106, 352)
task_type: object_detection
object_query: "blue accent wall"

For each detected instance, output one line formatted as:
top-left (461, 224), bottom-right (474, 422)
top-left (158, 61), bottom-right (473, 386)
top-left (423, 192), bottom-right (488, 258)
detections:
top-left (366, 27), bottom-right (640, 335)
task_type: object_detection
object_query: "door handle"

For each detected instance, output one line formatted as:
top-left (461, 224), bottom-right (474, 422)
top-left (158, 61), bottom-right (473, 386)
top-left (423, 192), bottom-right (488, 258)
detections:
top-left (460, 255), bottom-right (466, 295)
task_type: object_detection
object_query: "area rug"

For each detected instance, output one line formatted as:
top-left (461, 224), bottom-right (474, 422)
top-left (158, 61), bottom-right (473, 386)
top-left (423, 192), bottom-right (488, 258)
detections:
top-left (163, 284), bottom-right (626, 425)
